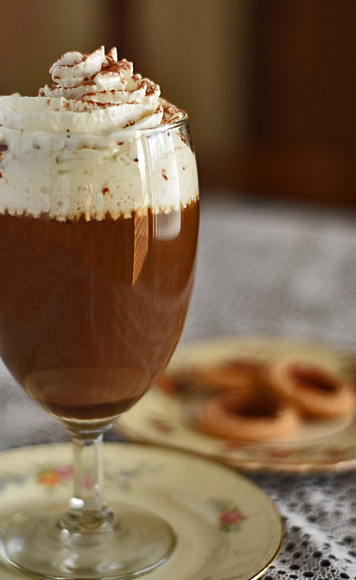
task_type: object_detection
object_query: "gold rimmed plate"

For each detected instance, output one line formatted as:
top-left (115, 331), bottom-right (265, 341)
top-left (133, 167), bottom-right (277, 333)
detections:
top-left (0, 442), bottom-right (283, 580)
top-left (115, 336), bottom-right (356, 472)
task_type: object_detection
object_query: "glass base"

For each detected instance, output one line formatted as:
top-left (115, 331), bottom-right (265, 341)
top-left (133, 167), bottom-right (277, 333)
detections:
top-left (0, 502), bottom-right (176, 579)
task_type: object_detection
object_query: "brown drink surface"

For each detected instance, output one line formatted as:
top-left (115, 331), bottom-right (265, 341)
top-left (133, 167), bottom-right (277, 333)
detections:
top-left (0, 200), bottom-right (199, 421)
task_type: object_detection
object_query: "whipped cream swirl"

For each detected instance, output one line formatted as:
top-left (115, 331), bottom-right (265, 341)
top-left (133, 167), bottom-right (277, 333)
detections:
top-left (0, 47), bottom-right (184, 133)
top-left (0, 47), bottom-right (197, 220)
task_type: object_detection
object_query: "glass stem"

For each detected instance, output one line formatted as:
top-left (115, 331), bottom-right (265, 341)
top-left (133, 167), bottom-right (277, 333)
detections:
top-left (60, 433), bottom-right (115, 533)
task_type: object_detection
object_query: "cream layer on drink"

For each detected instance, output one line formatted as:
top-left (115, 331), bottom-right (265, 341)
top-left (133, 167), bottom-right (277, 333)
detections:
top-left (0, 46), bottom-right (198, 221)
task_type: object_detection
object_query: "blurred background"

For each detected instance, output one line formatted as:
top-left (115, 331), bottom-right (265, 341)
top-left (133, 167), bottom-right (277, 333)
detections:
top-left (1, 0), bottom-right (356, 206)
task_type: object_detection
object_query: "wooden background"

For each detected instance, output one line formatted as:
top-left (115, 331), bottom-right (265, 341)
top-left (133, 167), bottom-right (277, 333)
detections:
top-left (112, 0), bottom-right (356, 207)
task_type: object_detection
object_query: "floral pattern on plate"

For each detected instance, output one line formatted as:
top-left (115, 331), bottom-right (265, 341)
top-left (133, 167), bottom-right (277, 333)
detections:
top-left (0, 442), bottom-right (283, 580)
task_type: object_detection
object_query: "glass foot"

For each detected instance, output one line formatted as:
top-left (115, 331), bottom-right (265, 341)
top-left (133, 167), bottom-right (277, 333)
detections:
top-left (0, 503), bottom-right (176, 579)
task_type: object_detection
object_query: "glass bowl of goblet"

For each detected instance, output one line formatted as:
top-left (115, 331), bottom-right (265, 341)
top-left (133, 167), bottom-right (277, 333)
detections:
top-left (0, 115), bottom-right (199, 579)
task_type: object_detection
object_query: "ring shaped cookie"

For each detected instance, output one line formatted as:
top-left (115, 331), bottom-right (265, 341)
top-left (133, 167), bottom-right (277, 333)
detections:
top-left (268, 358), bottom-right (355, 418)
top-left (198, 392), bottom-right (298, 441)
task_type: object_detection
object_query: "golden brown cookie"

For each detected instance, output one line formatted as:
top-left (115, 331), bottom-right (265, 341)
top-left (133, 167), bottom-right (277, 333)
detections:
top-left (198, 391), bottom-right (299, 441)
top-left (267, 357), bottom-right (355, 418)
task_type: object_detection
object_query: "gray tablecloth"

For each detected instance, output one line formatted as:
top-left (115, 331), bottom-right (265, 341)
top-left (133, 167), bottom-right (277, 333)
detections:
top-left (1, 192), bottom-right (356, 579)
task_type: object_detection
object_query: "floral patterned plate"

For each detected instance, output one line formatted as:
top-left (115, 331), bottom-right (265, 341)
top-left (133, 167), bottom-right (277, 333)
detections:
top-left (0, 442), bottom-right (283, 580)
top-left (115, 336), bottom-right (356, 472)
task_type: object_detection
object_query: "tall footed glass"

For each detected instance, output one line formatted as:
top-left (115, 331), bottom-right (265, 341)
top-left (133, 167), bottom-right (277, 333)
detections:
top-left (0, 116), bottom-right (199, 578)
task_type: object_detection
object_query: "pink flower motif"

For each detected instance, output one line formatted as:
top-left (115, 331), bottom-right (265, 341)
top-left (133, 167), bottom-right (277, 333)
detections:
top-left (151, 417), bottom-right (175, 433)
top-left (212, 499), bottom-right (246, 532)
top-left (219, 509), bottom-right (244, 528)
top-left (83, 473), bottom-right (95, 490)
top-left (54, 465), bottom-right (73, 483)
top-left (54, 465), bottom-right (95, 490)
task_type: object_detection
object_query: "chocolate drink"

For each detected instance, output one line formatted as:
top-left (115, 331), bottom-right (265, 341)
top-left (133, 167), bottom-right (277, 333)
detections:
top-left (0, 200), bottom-right (199, 421)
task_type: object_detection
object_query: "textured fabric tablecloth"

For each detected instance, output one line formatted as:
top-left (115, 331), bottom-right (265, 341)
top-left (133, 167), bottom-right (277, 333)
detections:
top-left (1, 192), bottom-right (356, 579)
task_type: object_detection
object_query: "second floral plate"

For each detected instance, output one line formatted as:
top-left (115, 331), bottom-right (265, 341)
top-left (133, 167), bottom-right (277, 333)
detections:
top-left (115, 336), bottom-right (356, 472)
